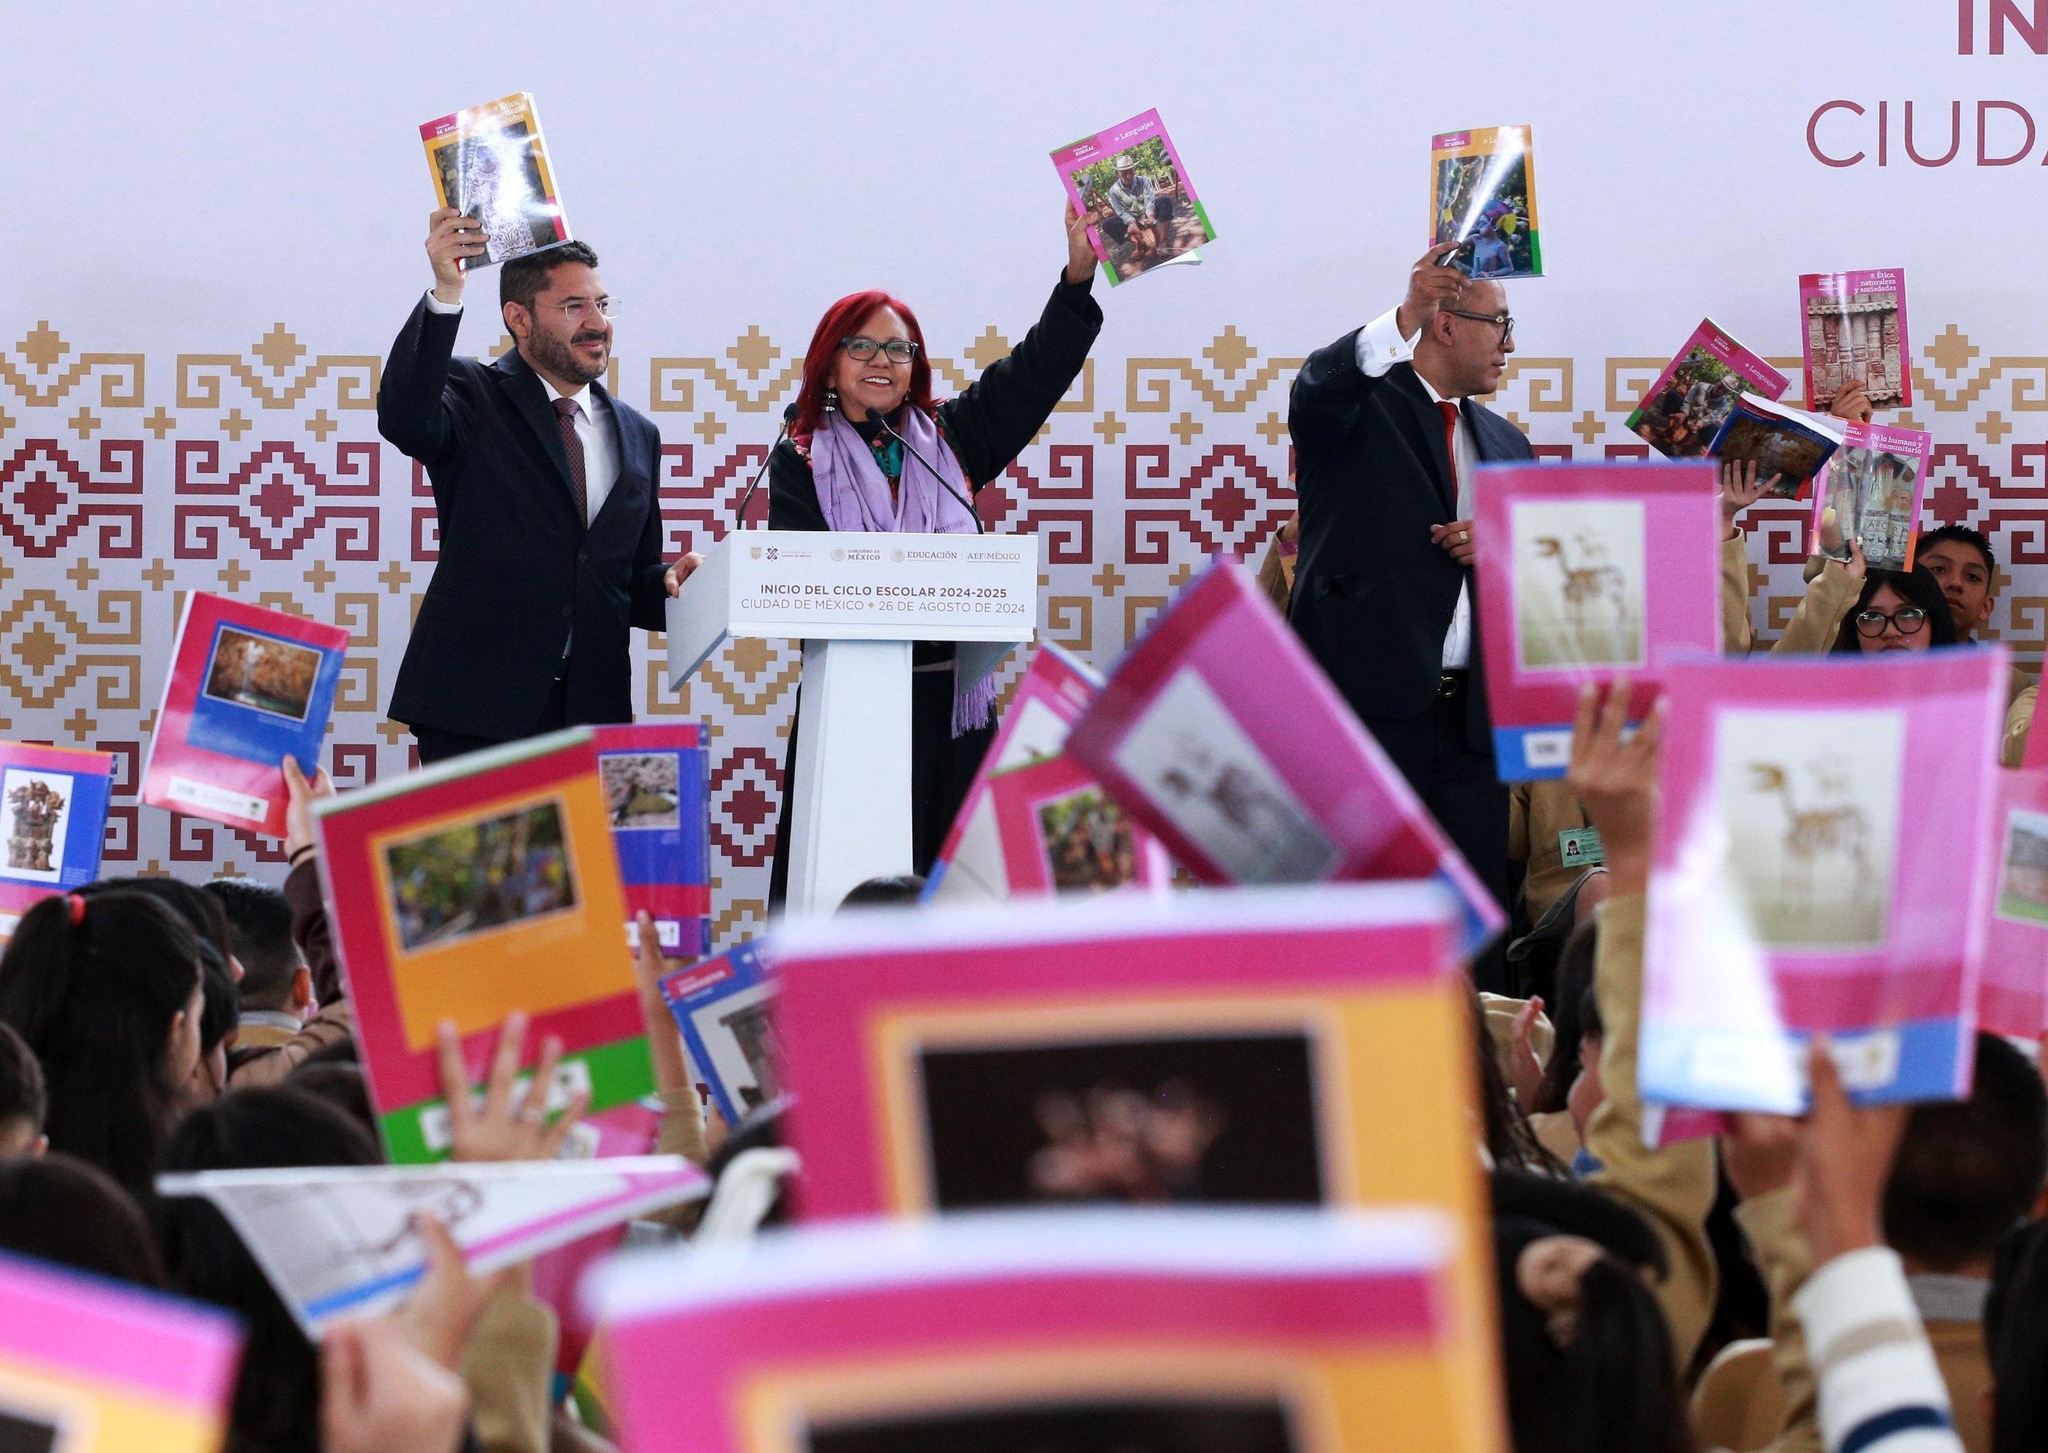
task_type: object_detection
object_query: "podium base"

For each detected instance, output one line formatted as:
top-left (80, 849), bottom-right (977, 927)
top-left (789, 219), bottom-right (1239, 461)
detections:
top-left (784, 638), bottom-right (915, 916)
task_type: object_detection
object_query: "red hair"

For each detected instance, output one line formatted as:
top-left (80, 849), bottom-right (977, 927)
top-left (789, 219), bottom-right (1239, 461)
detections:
top-left (791, 290), bottom-right (934, 437)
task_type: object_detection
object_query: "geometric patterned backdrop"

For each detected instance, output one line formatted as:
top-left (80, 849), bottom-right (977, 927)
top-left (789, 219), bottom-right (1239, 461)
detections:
top-left (5, 315), bottom-right (2044, 946)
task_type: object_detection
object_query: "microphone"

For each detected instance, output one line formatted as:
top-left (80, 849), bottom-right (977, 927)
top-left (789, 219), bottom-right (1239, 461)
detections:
top-left (733, 402), bottom-right (796, 530)
top-left (868, 406), bottom-right (985, 534)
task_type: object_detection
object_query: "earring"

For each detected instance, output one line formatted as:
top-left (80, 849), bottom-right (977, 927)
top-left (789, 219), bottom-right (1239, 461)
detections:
top-left (822, 387), bottom-right (839, 415)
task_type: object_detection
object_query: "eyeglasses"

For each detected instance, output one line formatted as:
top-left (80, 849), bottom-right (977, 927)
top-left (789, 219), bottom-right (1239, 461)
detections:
top-left (537, 297), bottom-right (617, 322)
top-left (1443, 308), bottom-right (1515, 345)
top-left (839, 336), bottom-right (919, 364)
top-left (1853, 606), bottom-right (1929, 637)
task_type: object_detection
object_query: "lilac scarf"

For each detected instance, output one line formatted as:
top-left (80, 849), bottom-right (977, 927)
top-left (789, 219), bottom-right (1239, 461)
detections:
top-left (810, 407), bottom-right (996, 734)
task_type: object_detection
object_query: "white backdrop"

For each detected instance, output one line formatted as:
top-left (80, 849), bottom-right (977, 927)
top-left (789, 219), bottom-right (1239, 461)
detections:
top-left (5, 0), bottom-right (2044, 938)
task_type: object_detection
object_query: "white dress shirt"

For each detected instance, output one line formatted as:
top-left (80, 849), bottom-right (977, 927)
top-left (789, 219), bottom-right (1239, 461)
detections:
top-left (421, 290), bottom-right (620, 520)
top-left (1354, 305), bottom-right (1474, 670)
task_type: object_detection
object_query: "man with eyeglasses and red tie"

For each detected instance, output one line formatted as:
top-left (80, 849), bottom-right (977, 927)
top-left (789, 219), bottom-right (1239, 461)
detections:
top-left (1287, 241), bottom-right (1530, 987)
top-left (378, 210), bottom-right (701, 764)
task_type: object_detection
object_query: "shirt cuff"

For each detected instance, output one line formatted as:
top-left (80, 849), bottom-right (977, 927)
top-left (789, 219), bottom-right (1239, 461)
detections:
top-left (1353, 305), bottom-right (1419, 378)
top-left (423, 288), bottom-right (462, 315)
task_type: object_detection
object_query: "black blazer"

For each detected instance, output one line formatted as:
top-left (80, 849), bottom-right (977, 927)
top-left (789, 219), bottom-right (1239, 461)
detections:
top-left (378, 299), bottom-right (669, 739)
top-left (1286, 334), bottom-right (1533, 752)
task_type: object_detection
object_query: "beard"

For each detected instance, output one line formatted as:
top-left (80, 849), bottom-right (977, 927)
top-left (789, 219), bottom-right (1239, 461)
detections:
top-left (524, 320), bottom-right (607, 387)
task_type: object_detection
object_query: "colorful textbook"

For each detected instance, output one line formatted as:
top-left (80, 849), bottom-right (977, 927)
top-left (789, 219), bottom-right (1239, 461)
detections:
top-left (1640, 650), bottom-right (2007, 1114)
top-left (1801, 268), bottom-right (1911, 411)
top-left (1431, 125), bottom-right (1540, 279)
top-left (141, 593), bottom-right (348, 838)
top-left (1979, 770), bottom-right (2048, 1041)
top-left (1051, 108), bottom-right (1215, 286)
top-left (592, 723), bottom-right (710, 960)
top-left (158, 1157), bottom-right (707, 1338)
top-left (659, 940), bottom-right (780, 1130)
top-left (1812, 422), bottom-right (1934, 572)
top-left (767, 882), bottom-right (1503, 1447)
top-left (312, 727), bottom-right (651, 1162)
top-left (1706, 392), bottom-right (1845, 495)
top-left (589, 1208), bottom-right (1502, 1453)
top-left (1626, 319), bottom-right (1791, 459)
top-left (0, 1249), bottom-right (241, 1453)
top-left (1474, 461), bottom-right (1724, 779)
top-left (1065, 558), bottom-right (1503, 949)
top-left (0, 742), bottom-right (114, 940)
top-left (420, 92), bottom-right (570, 269)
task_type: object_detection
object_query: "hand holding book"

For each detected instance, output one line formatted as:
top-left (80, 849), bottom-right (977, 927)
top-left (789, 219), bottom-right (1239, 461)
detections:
top-left (1062, 203), bottom-right (1095, 286)
top-left (1398, 241), bottom-right (1468, 338)
top-left (1564, 681), bottom-right (1662, 898)
top-left (425, 207), bottom-right (484, 307)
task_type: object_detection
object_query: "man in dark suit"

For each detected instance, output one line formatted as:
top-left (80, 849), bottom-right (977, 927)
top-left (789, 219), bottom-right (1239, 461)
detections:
top-left (379, 210), bottom-right (699, 763)
top-left (1288, 242), bottom-right (1529, 977)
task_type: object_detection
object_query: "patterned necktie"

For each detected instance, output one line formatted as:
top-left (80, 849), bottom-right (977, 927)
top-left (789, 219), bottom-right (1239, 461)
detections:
top-left (1436, 400), bottom-right (1460, 510)
top-left (553, 396), bottom-right (589, 528)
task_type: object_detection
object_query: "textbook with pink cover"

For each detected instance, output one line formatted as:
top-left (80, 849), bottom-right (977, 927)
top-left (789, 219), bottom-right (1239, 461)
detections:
top-left (1051, 108), bottom-right (1215, 286)
top-left (589, 1209), bottom-right (1502, 1453)
top-left (986, 753), bottom-right (1173, 897)
top-left (141, 593), bottom-right (349, 838)
top-left (1641, 650), bottom-right (2006, 1114)
top-left (1065, 559), bottom-right (1503, 950)
top-left (1810, 421), bottom-right (1933, 572)
top-left (1474, 461), bottom-right (1723, 780)
top-left (1626, 319), bottom-right (1790, 459)
top-left (1801, 268), bottom-right (1911, 411)
top-left (1979, 769), bottom-right (2048, 1040)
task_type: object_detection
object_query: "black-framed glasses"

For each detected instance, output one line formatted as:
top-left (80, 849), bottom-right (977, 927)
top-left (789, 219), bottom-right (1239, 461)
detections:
top-left (839, 336), bottom-right (919, 363)
top-left (1853, 606), bottom-right (1929, 638)
top-left (1443, 308), bottom-right (1514, 345)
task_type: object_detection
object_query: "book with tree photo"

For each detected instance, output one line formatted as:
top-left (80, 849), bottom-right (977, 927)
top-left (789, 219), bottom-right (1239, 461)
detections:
top-left (1626, 319), bottom-right (1790, 459)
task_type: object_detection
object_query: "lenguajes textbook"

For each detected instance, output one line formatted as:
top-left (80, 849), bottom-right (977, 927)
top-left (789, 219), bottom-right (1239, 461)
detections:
top-left (1627, 320), bottom-right (1790, 459)
top-left (1431, 126), bottom-right (1540, 280)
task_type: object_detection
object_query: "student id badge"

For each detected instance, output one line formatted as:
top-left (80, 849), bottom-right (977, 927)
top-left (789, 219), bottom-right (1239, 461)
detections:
top-left (1558, 827), bottom-right (1604, 867)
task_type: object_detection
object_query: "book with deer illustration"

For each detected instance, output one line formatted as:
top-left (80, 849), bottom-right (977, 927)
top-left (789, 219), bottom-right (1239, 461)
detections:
top-left (925, 643), bottom-right (1105, 905)
top-left (1704, 392), bottom-right (1845, 496)
top-left (0, 1249), bottom-right (242, 1453)
top-left (1640, 650), bottom-right (2007, 1116)
top-left (1064, 559), bottom-right (1503, 953)
top-left (0, 742), bottom-right (115, 943)
top-left (140, 593), bottom-right (350, 838)
top-left (1474, 461), bottom-right (1724, 780)
top-left (420, 92), bottom-right (571, 270)
top-left (591, 723), bottom-right (709, 961)
top-left (1625, 320), bottom-right (1791, 459)
top-left (1978, 769), bottom-right (2048, 1040)
top-left (658, 939), bottom-right (780, 1130)
top-left (311, 727), bottom-right (652, 1163)
top-left (1801, 268), bottom-right (1912, 412)
top-left (1051, 108), bottom-right (1215, 287)
top-left (590, 1208), bottom-right (1503, 1453)
top-left (1431, 125), bottom-right (1541, 279)
top-left (1811, 422), bottom-right (1934, 572)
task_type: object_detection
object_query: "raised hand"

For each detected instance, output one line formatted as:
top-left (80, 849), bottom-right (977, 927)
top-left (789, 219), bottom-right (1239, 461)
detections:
top-left (1564, 681), bottom-right (1665, 898)
top-left (1397, 241), bottom-right (1468, 338)
top-left (434, 1011), bottom-right (591, 1163)
top-left (320, 1316), bottom-right (469, 1453)
top-left (1718, 459), bottom-right (1779, 527)
top-left (1828, 383), bottom-right (1875, 425)
top-left (282, 755), bottom-right (336, 864)
top-left (425, 207), bottom-right (486, 306)
top-left (1063, 203), bottom-right (1098, 285)
top-left (1792, 1038), bottom-right (1908, 1265)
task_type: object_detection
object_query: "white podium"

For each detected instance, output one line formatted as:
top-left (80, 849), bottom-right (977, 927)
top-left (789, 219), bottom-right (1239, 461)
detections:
top-left (665, 532), bottom-right (1039, 916)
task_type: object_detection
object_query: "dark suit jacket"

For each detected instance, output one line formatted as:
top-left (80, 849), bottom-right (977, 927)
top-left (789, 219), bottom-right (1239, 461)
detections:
top-left (1286, 334), bottom-right (1533, 756)
top-left (378, 298), bottom-right (669, 739)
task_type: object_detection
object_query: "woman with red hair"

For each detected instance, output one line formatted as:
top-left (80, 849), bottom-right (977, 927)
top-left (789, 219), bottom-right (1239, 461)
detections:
top-left (766, 207), bottom-right (1102, 905)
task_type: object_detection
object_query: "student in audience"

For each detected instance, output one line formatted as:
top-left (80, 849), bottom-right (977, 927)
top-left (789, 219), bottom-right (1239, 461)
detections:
top-left (1915, 525), bottom-right (1999, 645)
top-left (208, 872), bottom-right (353, 1087)
top-left (837, 875), bottom-right (928, 910)
top-left (1831, 567), bottom-right (1959, 654)
top-left (77, 876), bottom-right (243, 1106)
top-left (0, 1020), bottom-right (46, 1156)
top-left (0, 1153), bottom-right (166, 1287)
top-left (0, 891), bottom-right (205, 1200)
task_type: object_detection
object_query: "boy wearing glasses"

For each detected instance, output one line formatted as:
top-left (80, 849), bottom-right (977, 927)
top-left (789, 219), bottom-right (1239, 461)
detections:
top-left (378, 212), bottom-right (700, 764)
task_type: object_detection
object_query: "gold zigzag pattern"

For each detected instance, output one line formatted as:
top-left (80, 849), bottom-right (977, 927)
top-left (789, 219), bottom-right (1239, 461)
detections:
top-left (176, 355), bottom-right (381, 411)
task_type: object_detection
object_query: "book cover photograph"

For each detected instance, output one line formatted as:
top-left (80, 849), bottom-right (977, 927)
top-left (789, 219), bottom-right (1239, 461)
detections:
top-left (1052, 108), bottom-right (1215, 286)
top-left (1979, 769), bottom-right (2048, 1040)
top-left (140, 593), bottom-right (349, 838)
top-left (592, 723), bottom-right (710, 960)
top-left (1801, 267), bottom-right (1911, 411)
top-left (419, 91), bottom-right (570, 269)
top-left (590, 1209), bottom-right (1500, 1453)
top-left (658, 939), bottom-right (780, 1129)
top-left (1474, 462), bottom-right (1723, 780)
top-left (0, 742), bottom-right (114, 940)
top-left (1705, 392), bottom-right (1845, 495)
top-left (312, 728), bottom-right (650, 1162)
top-left (1640, 651), bottom-right (2006, 1116)
top-left (1811, 422), bottom-right (1933, 572)
top-left (1430, 125), bottom-right (1540, 279)
top-left (1625, 319), bottom-right (1791, 458)
top-left (987, 753), bottom-right (1173, 898)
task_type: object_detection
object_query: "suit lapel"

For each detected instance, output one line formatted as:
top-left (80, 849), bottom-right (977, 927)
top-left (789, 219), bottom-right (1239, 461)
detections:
top-left (587, 381), bottom-right (639, 527)
top-left (493, 350), bottom-right (578, 509)
top-left (1392, 366), bottom-right (1457, 515)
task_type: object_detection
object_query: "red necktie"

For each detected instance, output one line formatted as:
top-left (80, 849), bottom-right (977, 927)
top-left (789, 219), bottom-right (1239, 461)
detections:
top-left (553, 397), bottom-right (590, 528)
top-left (1437, 400), bottom-right (1460, 508)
